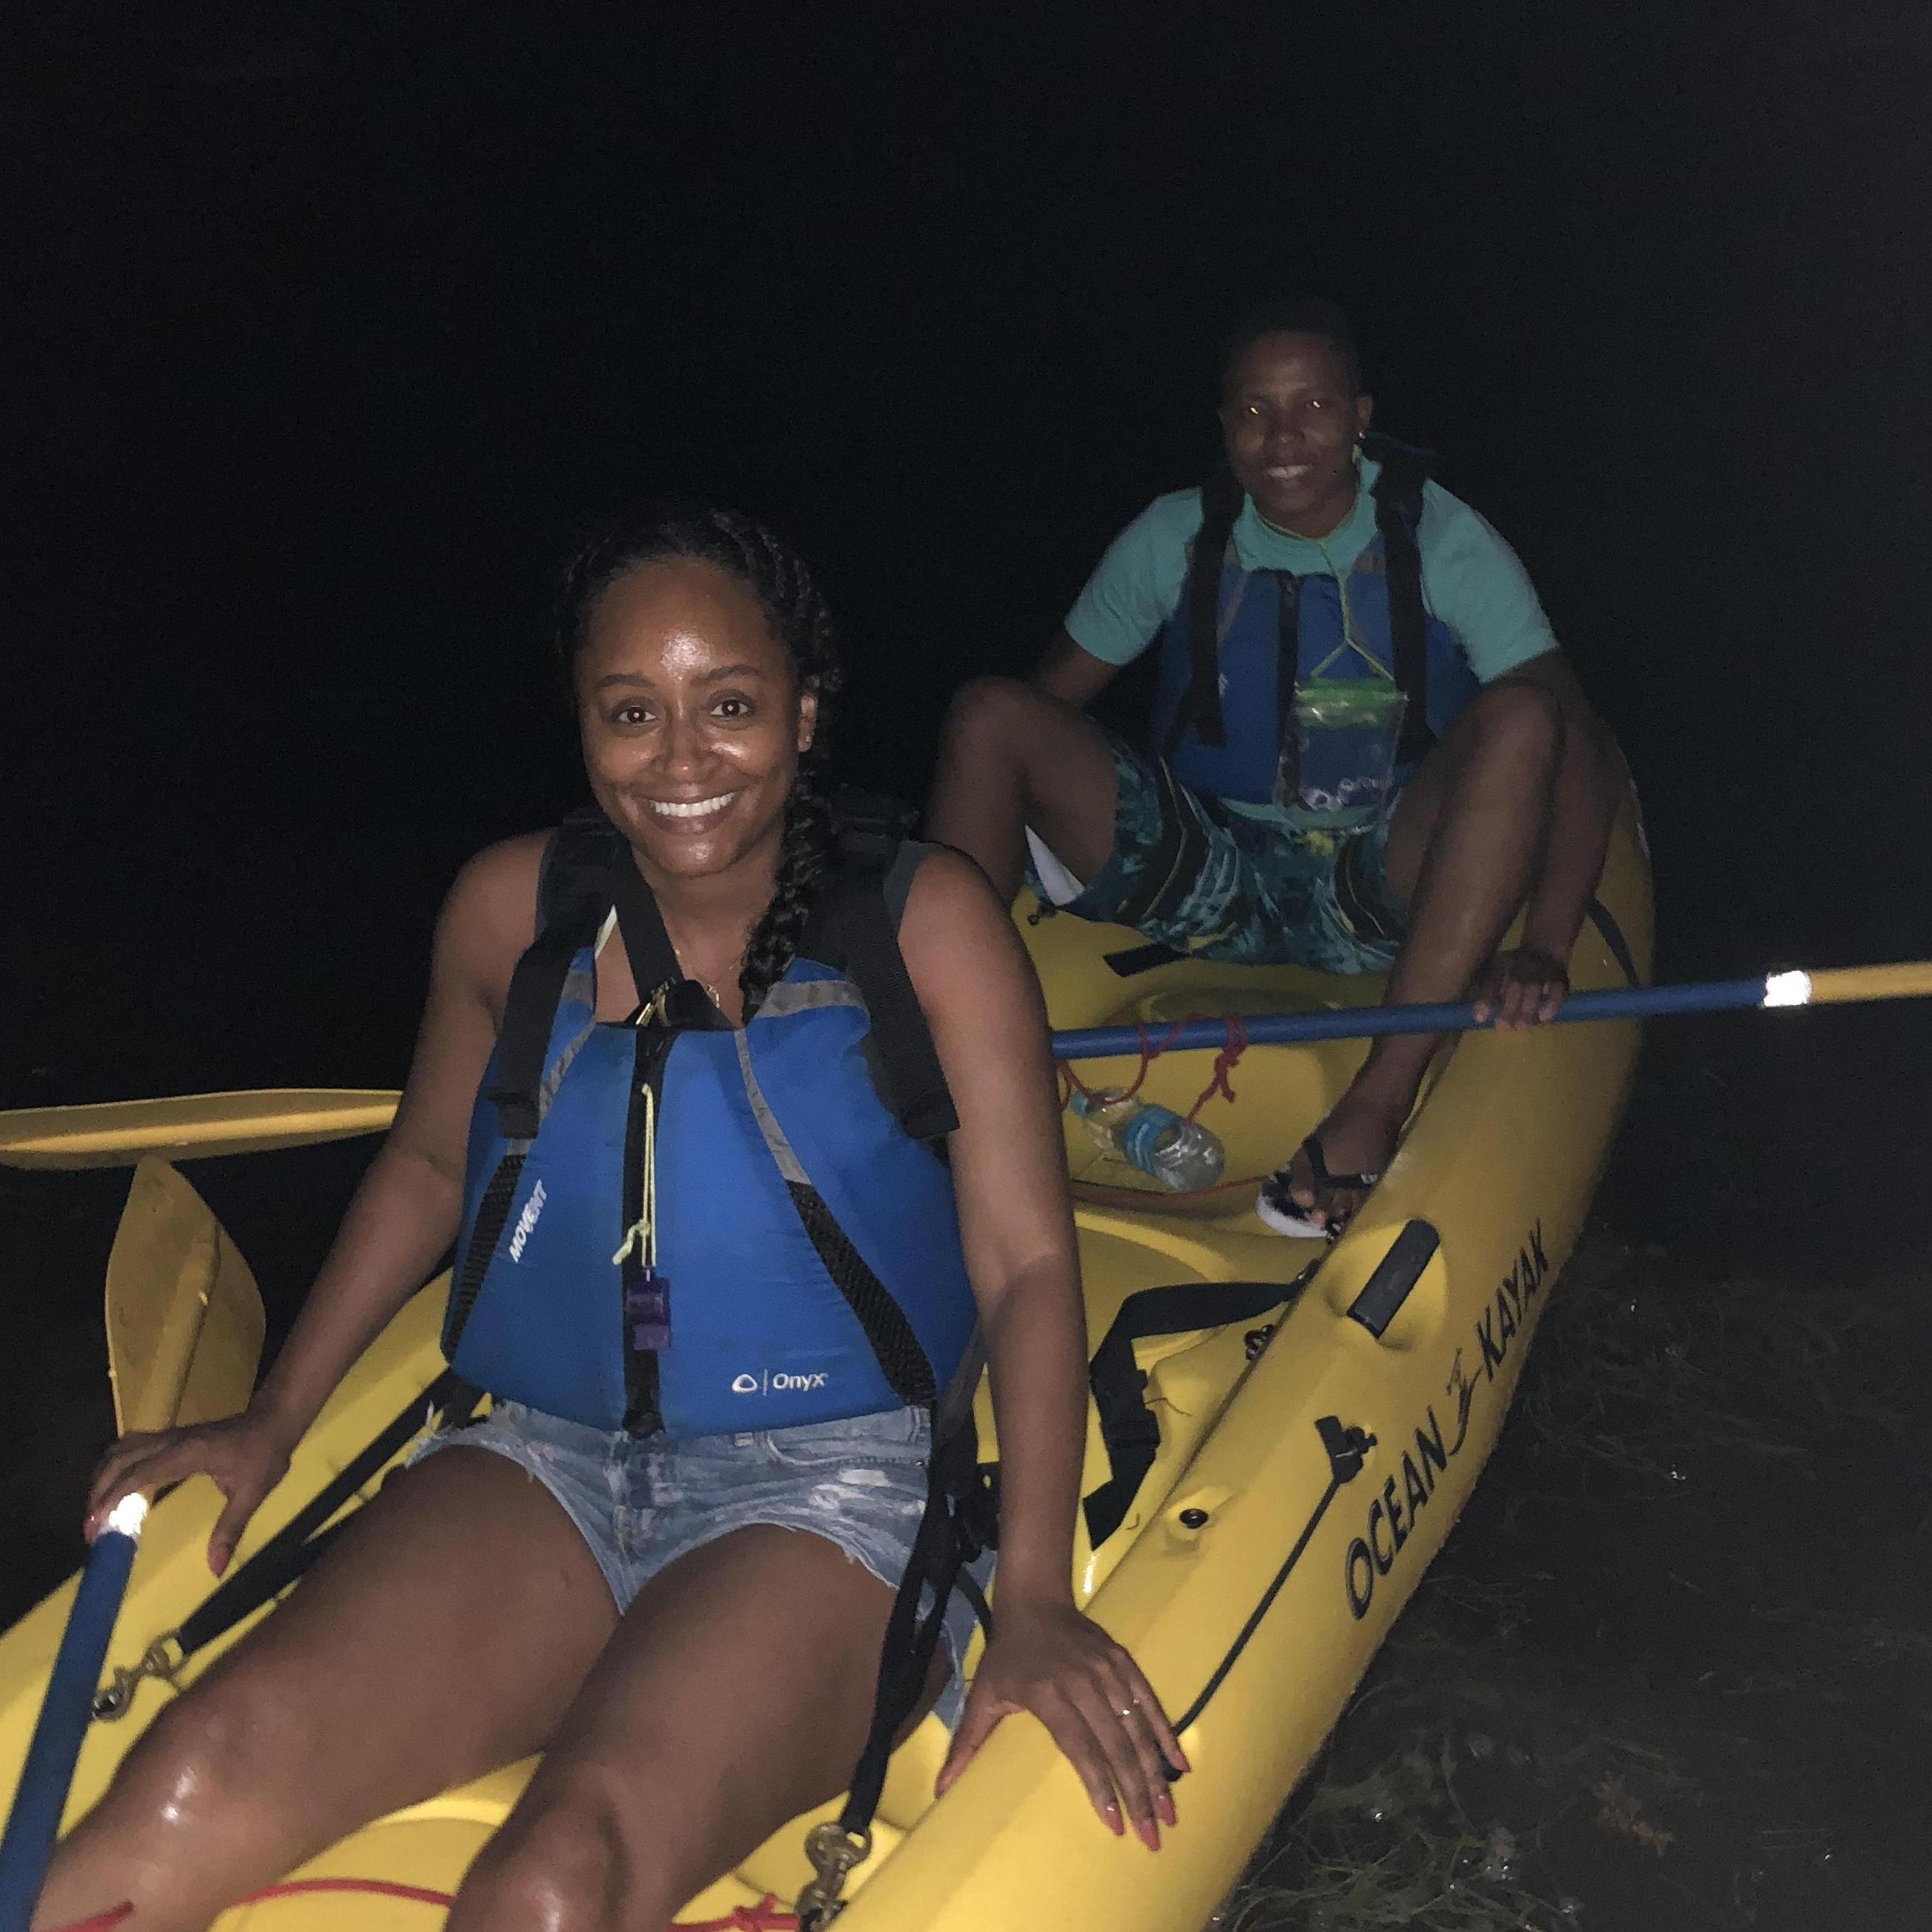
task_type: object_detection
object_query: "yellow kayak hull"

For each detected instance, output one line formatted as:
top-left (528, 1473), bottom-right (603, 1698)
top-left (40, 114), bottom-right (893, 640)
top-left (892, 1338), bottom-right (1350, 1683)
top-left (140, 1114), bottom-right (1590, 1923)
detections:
top-left (0, 807), bottom-right (1651, 1930)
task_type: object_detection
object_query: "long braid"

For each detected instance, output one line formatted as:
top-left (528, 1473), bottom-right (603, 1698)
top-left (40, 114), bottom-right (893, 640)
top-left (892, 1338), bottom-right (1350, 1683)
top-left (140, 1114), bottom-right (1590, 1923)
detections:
top-left (722, 515), bottom-right (842, 1015)
top-left (738, 766), bottom-right (835, 1015)
top-left (554, 503), bottom-right (846, 1017)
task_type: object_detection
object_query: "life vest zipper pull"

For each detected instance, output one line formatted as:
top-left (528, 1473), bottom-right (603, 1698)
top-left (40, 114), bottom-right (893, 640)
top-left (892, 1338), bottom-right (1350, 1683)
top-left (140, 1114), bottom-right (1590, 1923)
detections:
top-left (615, 1083), bottom-right (672, 1349)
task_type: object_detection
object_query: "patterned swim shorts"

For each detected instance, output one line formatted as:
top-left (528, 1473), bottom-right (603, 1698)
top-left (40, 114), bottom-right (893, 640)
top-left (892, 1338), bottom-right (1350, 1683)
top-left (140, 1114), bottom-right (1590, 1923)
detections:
top-left (1027, 732), bottom-right (1410, 974)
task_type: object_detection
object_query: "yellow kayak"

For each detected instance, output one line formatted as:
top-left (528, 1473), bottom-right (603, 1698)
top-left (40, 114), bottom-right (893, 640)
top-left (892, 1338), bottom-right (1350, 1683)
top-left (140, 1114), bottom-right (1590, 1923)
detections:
top-left (0, 803), bottom-right (1651, 1931)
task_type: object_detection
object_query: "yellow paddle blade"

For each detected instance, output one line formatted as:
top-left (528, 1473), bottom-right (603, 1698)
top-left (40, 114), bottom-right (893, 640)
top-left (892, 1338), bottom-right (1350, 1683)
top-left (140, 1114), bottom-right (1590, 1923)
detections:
top-left (1806, 960), bottom-right (1932, 1005)
top-left (105, 1158), bottom-right (266, 1435)
top-left (0, 1089), bottom-right (400, 1170)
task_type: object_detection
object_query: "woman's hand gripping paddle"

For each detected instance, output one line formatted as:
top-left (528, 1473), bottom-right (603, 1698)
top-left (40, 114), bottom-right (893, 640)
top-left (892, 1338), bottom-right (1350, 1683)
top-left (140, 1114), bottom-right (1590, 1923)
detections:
top-left (0, 1157), bottom-right (266, 1932)
top-left (0, 1089), bottom-right (401, 1171)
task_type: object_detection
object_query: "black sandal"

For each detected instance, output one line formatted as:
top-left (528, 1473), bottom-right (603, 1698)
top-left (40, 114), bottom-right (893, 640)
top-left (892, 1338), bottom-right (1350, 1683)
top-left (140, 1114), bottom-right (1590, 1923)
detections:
top-left (1255, 1134), bottom-right (1381, 1241)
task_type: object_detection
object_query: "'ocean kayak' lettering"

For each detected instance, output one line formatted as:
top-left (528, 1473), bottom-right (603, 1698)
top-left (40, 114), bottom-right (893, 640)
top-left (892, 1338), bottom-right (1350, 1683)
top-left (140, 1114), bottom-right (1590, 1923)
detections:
top-left (1344, 1222), bottom-right (1548, 1621)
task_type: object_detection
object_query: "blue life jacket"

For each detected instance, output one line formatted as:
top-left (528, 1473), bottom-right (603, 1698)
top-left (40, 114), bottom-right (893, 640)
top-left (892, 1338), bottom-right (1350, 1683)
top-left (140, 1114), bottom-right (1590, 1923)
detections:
top-left (1149, 435), bottom-right (1480, 807)
top-left (441, 811), bottom-right (979, 1437)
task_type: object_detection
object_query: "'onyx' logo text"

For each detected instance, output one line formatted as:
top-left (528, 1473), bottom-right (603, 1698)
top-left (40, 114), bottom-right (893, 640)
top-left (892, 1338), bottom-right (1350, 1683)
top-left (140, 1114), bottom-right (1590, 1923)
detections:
top-left (729, 1370), bottom-right (832, 1396)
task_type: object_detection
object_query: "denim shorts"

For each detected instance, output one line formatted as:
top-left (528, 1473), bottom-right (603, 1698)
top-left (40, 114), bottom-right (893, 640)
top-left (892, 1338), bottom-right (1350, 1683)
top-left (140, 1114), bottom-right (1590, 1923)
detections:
top-left (408, 1400), bottom-right (989, 1729)
top-left (1027, 731), bottom-right (1409, 974)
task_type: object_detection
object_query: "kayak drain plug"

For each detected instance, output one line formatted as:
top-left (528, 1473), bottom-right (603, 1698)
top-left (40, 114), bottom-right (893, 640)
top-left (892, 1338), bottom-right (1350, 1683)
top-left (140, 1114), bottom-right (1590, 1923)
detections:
top-left (1179, 1508), bottom-right (1210, 1529)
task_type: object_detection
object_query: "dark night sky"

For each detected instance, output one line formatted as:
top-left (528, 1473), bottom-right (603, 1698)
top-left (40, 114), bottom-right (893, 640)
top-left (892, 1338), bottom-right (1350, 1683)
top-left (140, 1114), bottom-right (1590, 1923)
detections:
top-left (10, 1), bottom-right (1932, 1103)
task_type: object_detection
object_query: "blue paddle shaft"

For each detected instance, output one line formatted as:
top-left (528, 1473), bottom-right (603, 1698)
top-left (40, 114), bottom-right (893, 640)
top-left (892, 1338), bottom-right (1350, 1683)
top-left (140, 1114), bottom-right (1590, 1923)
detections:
top-left (1049, 976), bottom-right (1770, 1062)
top-left (0, 1528), bottom-right (139, 1932)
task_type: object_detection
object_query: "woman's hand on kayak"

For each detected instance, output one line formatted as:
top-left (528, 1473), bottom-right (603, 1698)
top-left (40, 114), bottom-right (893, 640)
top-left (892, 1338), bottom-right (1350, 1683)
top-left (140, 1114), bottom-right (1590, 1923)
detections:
top-left (934, 1596), bottom-right (1187, 1849)
top-left (85, 1408), bottom-right (301, 1577)
top-left (1471, 945), bottom-right (1570, 1031)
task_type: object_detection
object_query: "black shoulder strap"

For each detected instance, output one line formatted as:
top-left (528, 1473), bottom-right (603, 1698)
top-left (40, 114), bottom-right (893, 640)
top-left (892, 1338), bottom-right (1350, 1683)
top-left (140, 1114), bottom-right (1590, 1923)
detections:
top-left (489, 813), bottom-right (625, 1140)
top-left (1363, 431), bottom-right (1437, 764)
top-left (802, 809), bottom-right (959, 1142)
top-left (1166, 472), bottom-right (1244, 756)
top-left (603, 843), bottom-right (681, 1007)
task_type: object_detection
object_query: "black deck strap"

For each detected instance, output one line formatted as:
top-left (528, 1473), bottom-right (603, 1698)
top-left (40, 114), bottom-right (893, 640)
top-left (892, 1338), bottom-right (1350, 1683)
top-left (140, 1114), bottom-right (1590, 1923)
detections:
top-left (97, 1373), bottom-right (480, 1715)
top-left (1363, 432), bottom-right (1437, 767)
top-left (489, 813), bottom-right (628, 1139)
top-left (1103, 939), bottom-right (1188, 977)
top-left (804, 836), bottom-right (958, 1142)
top-left (1584, 894), bottom-right (1641, 989)
top-left (1168, 473), bottom-right (1244, 756)
top-left (835, 1415), bottom-right (995, 1850)
top-left (1165, 1412), bottom-right (1376, 1736)
top-left (1083, 1272), bottom-right (1316, 1548)
top-left (1271, 569), bottom-right (1305, 801)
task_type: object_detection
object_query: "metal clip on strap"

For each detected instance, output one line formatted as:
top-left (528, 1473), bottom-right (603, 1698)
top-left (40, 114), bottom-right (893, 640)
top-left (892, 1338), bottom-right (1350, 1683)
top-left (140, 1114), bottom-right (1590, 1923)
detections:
top-left (796, 1821), bottom-right (872, 1929)
top-left (92, 1633), bottom-right (184, 1721)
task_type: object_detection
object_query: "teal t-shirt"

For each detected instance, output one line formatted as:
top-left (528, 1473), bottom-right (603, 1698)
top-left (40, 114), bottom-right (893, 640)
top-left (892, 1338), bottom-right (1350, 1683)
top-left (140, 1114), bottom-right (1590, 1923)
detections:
top-left (1063, 458), bottom-right (1559, 683)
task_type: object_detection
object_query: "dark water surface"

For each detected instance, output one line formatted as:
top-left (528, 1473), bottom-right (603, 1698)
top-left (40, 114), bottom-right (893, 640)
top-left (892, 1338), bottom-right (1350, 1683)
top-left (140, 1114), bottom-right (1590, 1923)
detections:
top-left (1220, 1006), bottom-right (1932, 1931)
top-left (9, 5), bottom-right (1932, 1926)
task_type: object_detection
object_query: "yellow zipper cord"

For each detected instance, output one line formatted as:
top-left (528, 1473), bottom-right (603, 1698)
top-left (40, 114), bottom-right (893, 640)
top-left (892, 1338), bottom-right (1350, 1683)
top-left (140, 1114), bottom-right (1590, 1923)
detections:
top-left (1303, 532), bottom-right (1395, 682)
top-left (611, 1083), bottom-right (658, 1270)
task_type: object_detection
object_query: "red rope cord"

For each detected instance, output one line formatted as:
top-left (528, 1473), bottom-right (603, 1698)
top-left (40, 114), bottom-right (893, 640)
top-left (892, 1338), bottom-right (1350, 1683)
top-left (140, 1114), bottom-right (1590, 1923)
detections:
top-left (46, 1886), bottom-right (798, 1931)
top-left (1184, 1012), bottom-right (1247, 1123)
top-left (1059, 1012), bottom-right (1249, 1136)
top-left (247, 1879), bottom-right (455, 1907)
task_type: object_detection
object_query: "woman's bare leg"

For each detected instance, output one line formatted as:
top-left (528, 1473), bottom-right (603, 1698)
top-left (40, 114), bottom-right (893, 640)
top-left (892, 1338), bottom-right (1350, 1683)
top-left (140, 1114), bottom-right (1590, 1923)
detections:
top-left (33, 1448), bottom-right (618, 1932)
top-left (448, 1524), bottom-right (944, 1932)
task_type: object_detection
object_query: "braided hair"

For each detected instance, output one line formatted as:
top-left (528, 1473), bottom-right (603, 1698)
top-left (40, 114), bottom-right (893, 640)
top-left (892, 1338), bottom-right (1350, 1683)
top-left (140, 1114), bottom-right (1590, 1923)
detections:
top-left (554, 505), bottom-right (846, 1018)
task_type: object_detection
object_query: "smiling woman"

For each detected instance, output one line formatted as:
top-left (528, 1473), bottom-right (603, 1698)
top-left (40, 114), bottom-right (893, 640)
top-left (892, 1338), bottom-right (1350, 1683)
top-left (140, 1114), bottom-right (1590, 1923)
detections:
top-left (33, 507), bottom-right (1183, 1932)
top-left (557, 514), bottom-right (838, 1022)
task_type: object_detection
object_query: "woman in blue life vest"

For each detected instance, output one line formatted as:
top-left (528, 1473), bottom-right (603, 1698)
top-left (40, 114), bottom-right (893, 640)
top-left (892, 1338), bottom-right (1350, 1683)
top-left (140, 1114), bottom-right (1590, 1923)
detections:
top-left (49, 508), bottom-right (1184, 1932)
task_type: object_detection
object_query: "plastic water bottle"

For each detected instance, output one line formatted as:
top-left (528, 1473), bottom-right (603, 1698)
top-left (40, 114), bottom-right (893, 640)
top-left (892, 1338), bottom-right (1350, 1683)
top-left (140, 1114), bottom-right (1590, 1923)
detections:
top-left (1071, 1089), bottom-right (1226, 1192)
